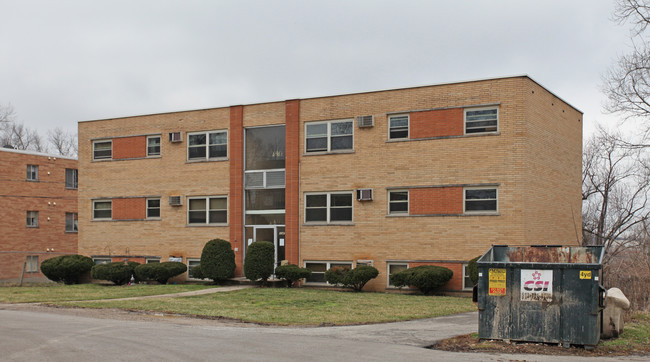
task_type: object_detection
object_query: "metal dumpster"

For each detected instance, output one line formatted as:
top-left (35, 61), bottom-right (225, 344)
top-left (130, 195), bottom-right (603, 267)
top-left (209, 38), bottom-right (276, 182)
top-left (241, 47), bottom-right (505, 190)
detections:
top-left (477, 245), bottom-right (605, 347)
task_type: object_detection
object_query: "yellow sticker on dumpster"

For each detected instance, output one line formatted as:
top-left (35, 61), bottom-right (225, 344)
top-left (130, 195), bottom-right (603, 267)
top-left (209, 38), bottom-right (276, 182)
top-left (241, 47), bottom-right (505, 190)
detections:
top-left (489, 268), bottom-right (506, 296)
top-left (580, 270), bottom-right (592, 279)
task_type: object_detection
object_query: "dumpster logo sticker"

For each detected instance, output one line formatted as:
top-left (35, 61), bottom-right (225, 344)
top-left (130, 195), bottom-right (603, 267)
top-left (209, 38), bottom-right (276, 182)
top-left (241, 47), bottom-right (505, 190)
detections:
top-left (488, 268), bottom-right (507, 296)
top-left (520, 269), bottom-right (553, 302)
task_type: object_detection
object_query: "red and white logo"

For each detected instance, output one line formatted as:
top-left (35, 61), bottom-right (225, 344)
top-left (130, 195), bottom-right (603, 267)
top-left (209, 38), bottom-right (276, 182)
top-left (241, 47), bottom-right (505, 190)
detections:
top-left (520, 269), bottom-right (553, 302)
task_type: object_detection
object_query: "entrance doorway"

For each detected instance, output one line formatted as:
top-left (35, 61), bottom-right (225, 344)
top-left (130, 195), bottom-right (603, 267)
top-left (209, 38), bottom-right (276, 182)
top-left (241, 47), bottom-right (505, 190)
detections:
top-left (245, 226), bottom-right (286, 268)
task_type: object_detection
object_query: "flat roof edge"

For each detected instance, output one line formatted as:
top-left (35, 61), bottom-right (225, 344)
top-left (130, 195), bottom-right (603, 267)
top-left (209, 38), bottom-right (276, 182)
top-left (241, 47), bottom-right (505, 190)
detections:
top-left (0, 147), bottom-right (77, 160)
top-left (79, 74), bottom-right (582, 123)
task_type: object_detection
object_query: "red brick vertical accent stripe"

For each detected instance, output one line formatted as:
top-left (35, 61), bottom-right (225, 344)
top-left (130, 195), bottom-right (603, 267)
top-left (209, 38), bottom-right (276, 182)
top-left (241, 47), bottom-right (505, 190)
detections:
top-left (285, 99), bottom-right (300, 265)
top-left (409, 187), bottom-right (463, 215)
top-left (112, 198), bottom-right (146, 220)
top-left (410, 108), bottom-right (464, 139)
top-left (229, 105), bottom-right (244, 276)
top-left (112, 136), bottom-right (147, 159)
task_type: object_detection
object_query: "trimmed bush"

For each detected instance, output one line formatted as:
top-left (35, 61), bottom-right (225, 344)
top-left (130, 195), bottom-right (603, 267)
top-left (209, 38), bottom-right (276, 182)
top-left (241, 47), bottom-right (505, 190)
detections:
top-left (189, 263), bottom-right (205, 279)
top-left (200, 238), bottom-right (236, 283)
top-left (325, 265), bottom-right (379, 292)
top-left (275, 264), bottom-right (312, 287)
top-left (91, 261), bottom-right (139, 285)
top-left (244, 241), bottom-right (274, 284)
top-left (467, 255), bottom-right (481, 286)
top-left (40, 254), bottom-right (94, 285)
top-left (391, 265), bottom-right (453, 295)
top-left (134, 262), bottom-right (187, 284)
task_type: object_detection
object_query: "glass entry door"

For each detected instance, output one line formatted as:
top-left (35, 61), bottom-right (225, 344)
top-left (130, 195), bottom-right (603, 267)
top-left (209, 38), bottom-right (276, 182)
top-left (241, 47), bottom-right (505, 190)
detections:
top-left (248, 226), bottom-right (286, 269)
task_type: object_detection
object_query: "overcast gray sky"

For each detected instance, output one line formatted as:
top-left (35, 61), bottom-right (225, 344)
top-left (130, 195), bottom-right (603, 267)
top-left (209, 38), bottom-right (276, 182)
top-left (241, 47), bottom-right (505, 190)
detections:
top-left (0, 1), bottom-right (632, 138)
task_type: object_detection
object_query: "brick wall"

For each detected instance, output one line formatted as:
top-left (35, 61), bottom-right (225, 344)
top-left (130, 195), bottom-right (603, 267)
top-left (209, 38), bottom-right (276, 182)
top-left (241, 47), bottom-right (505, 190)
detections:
top-left (113, 136), bottom-right (147, 159)
top-left (0, 149), bottom-right (78, 281)
top-left (112, 198), bottom-right (146, 220)
top-left (77, 76), bottom-right (582, 291)
top-left (410, 108), bottom-right (464, 139)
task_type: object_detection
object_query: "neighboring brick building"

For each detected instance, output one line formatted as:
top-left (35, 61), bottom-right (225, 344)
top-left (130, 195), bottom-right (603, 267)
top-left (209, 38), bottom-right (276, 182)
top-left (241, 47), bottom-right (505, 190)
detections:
top-left (0, 148), bottom-right (78, 283)
top-left (77, 75), bottom-right (583, 292)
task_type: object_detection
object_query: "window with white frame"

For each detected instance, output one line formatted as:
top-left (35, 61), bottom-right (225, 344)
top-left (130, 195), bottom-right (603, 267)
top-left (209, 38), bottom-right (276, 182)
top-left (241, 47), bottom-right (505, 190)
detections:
top-left (187, 258), bottom-right (205, 280)
top-left (305, 192), bottom-right (353, 223)
top-left (93, 200), bottom-right (112, 220)
top-left (188, 131), bottom-right (227, 160)
top-left (388, 190), bottom-right (409, 214)
top-left (26, 211), bottom-right (38, 228)
top-left (93, 258), bottom-right (111, 265)
top-left (146, 198), bottom-right (161, 219)
top-left (388, 114), bottom-right (409, 139)
top-left (93, 140), bottom-right (112, 160)
top-left (188, 196), bottom-right (227, 224)
top-left (26, 255), bottom-right (39, 272)
top-left (305, 120), bottom-right (353, 153)
top-left (463, 264), bottom-right (473, 290)
top-left (304, 261), bottom-right (353, 284)
top-left (147, 135), bottom-right (161, 156)
top-left (387, 263), bottom-right (409, 287)
top-left (26, 165), bottom-right (38, 181)
top-left (65, 212), bottom-right (78, 232)
top-left (65, 168), bottom-right (78, 189)
top-left (464, 187), bottom-right (497, 213)
top-left (146, 258), bottom-right (160, 264)
top-left (465, 107), bottom-right (498, 134)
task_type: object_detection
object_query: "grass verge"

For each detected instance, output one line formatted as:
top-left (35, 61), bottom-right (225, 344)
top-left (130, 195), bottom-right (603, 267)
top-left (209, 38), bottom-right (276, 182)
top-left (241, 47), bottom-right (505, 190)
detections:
top-left (0, 284), bottom-right (215, 303)
top-left (55, 288), bottom-right (476, 325)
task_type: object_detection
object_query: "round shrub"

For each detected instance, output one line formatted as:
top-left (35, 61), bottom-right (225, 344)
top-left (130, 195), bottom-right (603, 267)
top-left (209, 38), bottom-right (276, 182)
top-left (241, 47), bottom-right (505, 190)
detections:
top-left (134, 262), bottom-right (187, 284)
top-left (325, 265), bottom-right (379, 292)
top-left (467, 255), bottom-right (481, 286)
top-left (274, 264), bottom-right (312, 287)
top-left (244, 241), bottom-right (274, 284)
top-left (391, 265), bottom-right (453, 295)
top-left (40, 254), bottom-right (94, 285)
top-left (189, 263), bottom-right (205, 279)
top-left (91, 261), bottom-right (139, 285)
top-left (200, 238), bottom-right (236, 283)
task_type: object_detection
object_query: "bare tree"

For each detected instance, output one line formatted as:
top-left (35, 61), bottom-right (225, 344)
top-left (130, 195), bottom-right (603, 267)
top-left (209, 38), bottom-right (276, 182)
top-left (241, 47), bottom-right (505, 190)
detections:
top-left (48, 127), bottom-right (78, 157)
top-left (2, 122), bottom-right (46, 152)
top-left (582, 128), bottom-right (650, 263)
top-left (604, 0), bottom-right (650, 146)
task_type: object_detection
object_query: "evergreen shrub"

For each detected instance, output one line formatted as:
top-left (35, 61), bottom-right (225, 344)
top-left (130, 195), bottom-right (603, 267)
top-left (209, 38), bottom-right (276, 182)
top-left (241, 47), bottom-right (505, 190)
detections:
top-left (40, 254), bottom-right (94, 285)
top-left (200, 238), bottom-right (236, 283)
top-left (390, 265), bottom-right (453, 295)
top-left (134, 262), bottom-right (187, 284)
top-left (274, 264), bottom-right (311, 287)
top-left (243, 241), bottom-right (274, 284)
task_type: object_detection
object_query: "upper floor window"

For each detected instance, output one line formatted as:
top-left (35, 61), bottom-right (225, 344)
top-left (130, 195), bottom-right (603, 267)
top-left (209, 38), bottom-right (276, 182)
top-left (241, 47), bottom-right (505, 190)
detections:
top-left (93, 200), bottom-right (112, 220)
top-left (26, 165), bottom-right (38, 181)
top-left (146, 198), bottom-right (161, 219)
top-left (188, 196), bottom-right (227, 224)
top-left (464, 187), bottom-right (497, 213)
top-left (93, 140), bottom-right (112, 160)
top-left (65, 212), bottom-right (78, 232)
top-left (26, 211), bottom-right (38, 227)
top-left (65, 168), bottom-right (78, 189)
top-left (305, 120), bottom-right (353, 153)
top-left (465, 107), bottom-right (498, 134)
top-left (147, 136), bottom-right (161, 157)
top-left (305, 192), bottom-right (353, 223)
top-left (188, 131), bottom-right (227, 161)
top-left (388, 115), bottom-right (409, 140)
top-left (388, 190), bottom-right (409, 215)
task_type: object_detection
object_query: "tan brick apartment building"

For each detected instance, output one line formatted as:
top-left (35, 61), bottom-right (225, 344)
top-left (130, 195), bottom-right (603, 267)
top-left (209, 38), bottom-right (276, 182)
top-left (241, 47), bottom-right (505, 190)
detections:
top-left (78, 75), bottom-right (582, 292)
top-left (0, 148), bottom-right (78, 282)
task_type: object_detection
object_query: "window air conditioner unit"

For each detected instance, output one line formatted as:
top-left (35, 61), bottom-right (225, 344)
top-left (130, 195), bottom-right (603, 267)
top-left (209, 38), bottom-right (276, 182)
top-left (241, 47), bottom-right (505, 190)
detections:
top-left (356, 188), bottom-right (373, 201)
top-left (169, 196), bottom-right (182, 206)
top-left (169, 132), bottom-right (182, 143)
top-left (356, 115), bottom-right (374, 128)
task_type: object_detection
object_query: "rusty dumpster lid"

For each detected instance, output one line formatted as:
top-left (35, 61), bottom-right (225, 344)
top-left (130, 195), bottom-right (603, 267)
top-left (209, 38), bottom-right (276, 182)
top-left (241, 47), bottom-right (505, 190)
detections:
top-left (477, 245), bottom-right (604, 267)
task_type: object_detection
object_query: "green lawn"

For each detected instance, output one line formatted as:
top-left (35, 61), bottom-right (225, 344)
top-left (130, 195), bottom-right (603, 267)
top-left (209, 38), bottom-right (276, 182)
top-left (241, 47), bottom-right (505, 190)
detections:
top-left (57, 287), bottom-right (476, 325)
top-left (0, 284), bottom-right (215, 303)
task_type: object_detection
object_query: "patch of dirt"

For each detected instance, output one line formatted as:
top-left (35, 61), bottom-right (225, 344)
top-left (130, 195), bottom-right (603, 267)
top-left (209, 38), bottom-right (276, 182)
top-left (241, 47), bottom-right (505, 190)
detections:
top-left (430, 333), bottom-right (649, 357)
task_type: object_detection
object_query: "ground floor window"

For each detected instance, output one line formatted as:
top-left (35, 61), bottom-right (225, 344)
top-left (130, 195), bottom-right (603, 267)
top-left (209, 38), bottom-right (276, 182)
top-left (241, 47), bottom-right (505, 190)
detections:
top-left (146, 258), bottom-right (160, 264)
top-left (387, 263), bottom-right (409, 287)
top-left (187, 258), bottom-right (205, 280)
top-left (93, 258), bottom-right (111, 265)
top-left (463, 264), bottom-right (473, 290)
top-left (304, 261), bottom-right (353, 284)
top-left (25, 255), bottom-right (38, 272)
